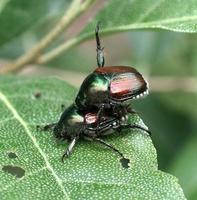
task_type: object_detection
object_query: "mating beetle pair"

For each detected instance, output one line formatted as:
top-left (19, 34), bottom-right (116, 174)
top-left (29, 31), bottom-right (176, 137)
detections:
top-left (42, 23), bottom-right (150, 163)
top-left (51, 104), bottom-right (150, 162)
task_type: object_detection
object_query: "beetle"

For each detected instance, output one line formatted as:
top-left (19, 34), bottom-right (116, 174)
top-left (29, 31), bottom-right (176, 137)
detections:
top-left (42, 104), bottom-right (150, 162)
top-left (39, 23), bottom-right (151, 164)
top-left (75, 23), bottom-right (149, 117)
top-left (75, 66), bottom-right (148, 109)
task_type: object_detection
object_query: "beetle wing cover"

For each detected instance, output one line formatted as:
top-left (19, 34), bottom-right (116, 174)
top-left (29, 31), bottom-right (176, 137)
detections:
top-left (110, 72), bottom-right (148, 101)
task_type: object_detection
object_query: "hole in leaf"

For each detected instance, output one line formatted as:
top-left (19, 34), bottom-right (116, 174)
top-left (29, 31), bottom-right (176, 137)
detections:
top-left (8, 152), bottom-right (18, 159)
top-left (2, 165), bottom-right (25, 178)
top-left (61, 104), bottom-right (65, 110)
top-left (120, 157), bottom-right (130, 168)
top-left (36, 125), bottom-right (41, 131)
top-left (34, 91), bottom-right (42, 99)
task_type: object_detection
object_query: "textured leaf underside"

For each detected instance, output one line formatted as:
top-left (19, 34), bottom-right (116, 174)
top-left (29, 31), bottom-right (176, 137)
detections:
top-left (80, 0), bottom-right (197, 41)
top-left (0, 77), bottom-right (186, 200)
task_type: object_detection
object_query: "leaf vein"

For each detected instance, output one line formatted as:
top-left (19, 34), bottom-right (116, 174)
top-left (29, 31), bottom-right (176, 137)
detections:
top-left (101, 15), bottom-right (197, 33)
top-left (136, 0), bottom-right (165, 22)
top-left (0, 91), bottom-right (70, 200)
top-left (62, 179), bottom-right (131, 187)
top-left (4, 94), bottom-right (71, 104)
top-left (0, 117), bottom-right (15, 125)
top-left (26, 166), bottom-right (48, 177)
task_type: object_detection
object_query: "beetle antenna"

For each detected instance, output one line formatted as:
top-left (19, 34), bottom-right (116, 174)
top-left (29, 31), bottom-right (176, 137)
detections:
top-left (95, 22), bottom-right (105, 67)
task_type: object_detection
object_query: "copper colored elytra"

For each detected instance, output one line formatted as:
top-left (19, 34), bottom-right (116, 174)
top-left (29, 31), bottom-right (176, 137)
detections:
top-left (95, 66), bottom-right (139, 74)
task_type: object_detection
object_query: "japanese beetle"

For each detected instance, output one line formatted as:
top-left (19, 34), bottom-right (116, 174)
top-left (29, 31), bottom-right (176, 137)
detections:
top-left (75, 23), bottom-right (149, 115)
top-left (40, 22), bottom-right (151, 164)
top-left (75, 66), bottom-right (148, 109)
top-left (43, 104), bottom-right (150, 162)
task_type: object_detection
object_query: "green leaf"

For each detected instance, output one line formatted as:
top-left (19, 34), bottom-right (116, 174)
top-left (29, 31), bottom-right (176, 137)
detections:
top-left (80, 0), bottom-right (197, 40)
top-left (169, 136), bottom-right (197, 200)
top-left (0, 76), bottom-right (186, 200)
top-left (0, 0), bottom-right (69, 46)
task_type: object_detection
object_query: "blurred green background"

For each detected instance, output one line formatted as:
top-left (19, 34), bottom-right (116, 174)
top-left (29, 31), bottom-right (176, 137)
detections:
top-left (0, 0), bottom-right (197, 199)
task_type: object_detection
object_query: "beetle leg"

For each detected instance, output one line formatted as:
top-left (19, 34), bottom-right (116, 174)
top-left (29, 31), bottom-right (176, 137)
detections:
top-left (95, 104), bottom-right (105, 131)
top-left (95, 138), bottom-right (125, 158)
top-left (110, 104), bottom-right (138, 118)
top-left (36, 123), bottom-right (57, 131)
top-left (84, 136), bottom-right (125, 159)
top-left (120, 124), bottom-right (151, 136)
top-left (125, 105), bottom-right (138, 115)
top-left (61, 137), bottom-right (78, 162)
top-left (97, 104), bottom-right (105, 120)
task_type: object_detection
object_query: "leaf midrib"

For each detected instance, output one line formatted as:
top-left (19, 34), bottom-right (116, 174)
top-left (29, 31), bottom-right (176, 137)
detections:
top-left (103, 15), bottom-right (197, 33)
top-left (0, 91), bottom-right (70, 200)
top-left (82, 15), bottom-right (197, 38)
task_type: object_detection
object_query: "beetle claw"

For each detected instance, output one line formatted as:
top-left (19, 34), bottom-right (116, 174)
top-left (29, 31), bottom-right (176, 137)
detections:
top-left (61, 154), bottom-right (66, 163)
top-left (61, 151), bottom-right (70, 162)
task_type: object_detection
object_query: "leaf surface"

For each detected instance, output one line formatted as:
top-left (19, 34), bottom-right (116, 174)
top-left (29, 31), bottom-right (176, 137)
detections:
top-left (79, 0), bottom-right (197, 41)
top-left (0, 76), bottom-right (186, 200)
